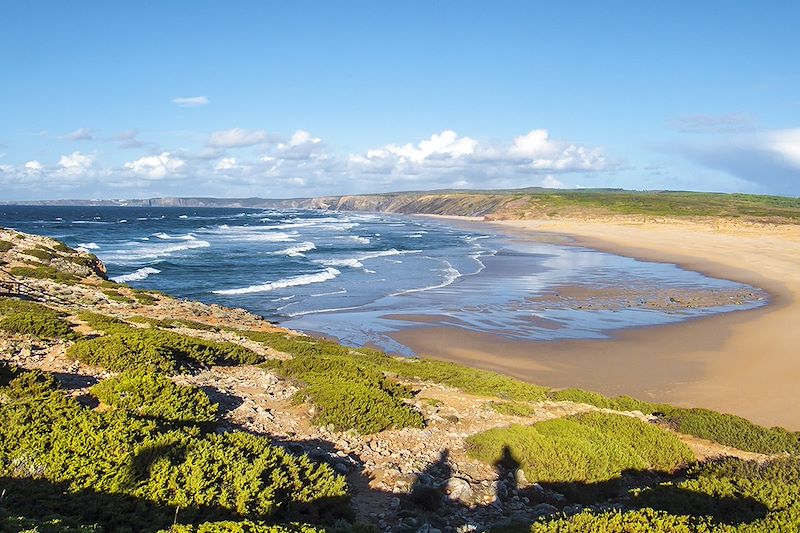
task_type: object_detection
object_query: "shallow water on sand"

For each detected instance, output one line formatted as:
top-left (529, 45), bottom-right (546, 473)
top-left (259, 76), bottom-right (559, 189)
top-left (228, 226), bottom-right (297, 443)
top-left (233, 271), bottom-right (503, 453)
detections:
top-left (1, 206), bottom-right (765, 354)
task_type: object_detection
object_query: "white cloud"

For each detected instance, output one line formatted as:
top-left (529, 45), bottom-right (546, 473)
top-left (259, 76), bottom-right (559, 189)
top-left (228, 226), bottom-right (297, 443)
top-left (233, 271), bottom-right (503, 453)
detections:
top-left (57, 151), bottom-right (94, 176)
top-left (289, 130), bottom-right (320, 146)
top-left (208, 128), bottom-right (268, 148)
top-left (214, 157), bottom-right (239, 171)
top-left (124, 152), bottom-right (185, 179)
top-left (172, 96), bottom-right (210, 107)
top-left (1, 128), bottom-right (619, 198)
top-left (24, 160), bottom-right (43, 173)
top-left (63, 128), bottom-right (94, 141)
top-left (509, 129), bottom-right (607, 171)
top-left (365, 130), bottom-right (478, 163)
top-left (540, 175), bottom-right (566, 188)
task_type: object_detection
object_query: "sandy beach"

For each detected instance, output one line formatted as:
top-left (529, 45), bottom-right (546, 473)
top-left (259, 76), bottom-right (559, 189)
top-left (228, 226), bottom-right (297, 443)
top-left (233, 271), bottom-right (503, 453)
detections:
top-left (393, 217), bottom-right (800, 430)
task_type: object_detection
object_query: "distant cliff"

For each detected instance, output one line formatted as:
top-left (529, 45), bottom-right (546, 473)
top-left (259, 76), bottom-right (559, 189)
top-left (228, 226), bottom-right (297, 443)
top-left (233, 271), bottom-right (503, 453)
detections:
top-left (4, 188), bottom-right (799, 223)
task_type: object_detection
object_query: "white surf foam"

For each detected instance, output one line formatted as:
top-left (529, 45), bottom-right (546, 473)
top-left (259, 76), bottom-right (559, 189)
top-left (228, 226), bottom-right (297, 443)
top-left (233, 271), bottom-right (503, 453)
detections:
top-left (111, 266), bottom-right (161, 283)
top-left (154, 232), bottom-right (196, 241)
top-left (315, 257), bottom-right (364, 269)
top-left (272, 241), bottom-right (316, 257)
top-left (213, 267), bottom-right (341, 295)
top-left (77, 242), bottom-right (100, 250)
top-left (105, 239), bottom-right (210, 261)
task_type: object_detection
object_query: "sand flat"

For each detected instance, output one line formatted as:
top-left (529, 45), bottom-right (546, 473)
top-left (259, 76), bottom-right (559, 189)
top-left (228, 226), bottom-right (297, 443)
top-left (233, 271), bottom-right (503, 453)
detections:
top-left (396, 217), bottom-right (800, 429)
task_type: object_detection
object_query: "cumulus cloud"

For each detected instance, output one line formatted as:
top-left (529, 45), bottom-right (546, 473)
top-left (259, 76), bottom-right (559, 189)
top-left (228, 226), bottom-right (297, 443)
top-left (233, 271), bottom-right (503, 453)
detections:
top-left (350, 129), bottom-right (609, 185)
top-left (214, 157), bottom-right (240, 171)
top-left (124, 152), bottom-right (185, 179)
top-left (208, 128), bottom-right (269, 148)
top-left (670, 128), bottom-right (800, 195)
top-left (24, 160), bottom-right (43, 173)
top-left (1, 128), bottom-right (615, 198)
top-left (364, 130), bottom-right (478, 163)
top-left (63, 128), bottom-right (94, 141)
top-left (56, 151), bottom-right (94, 176)
top-left (172, 96), bottom-right (210, 107)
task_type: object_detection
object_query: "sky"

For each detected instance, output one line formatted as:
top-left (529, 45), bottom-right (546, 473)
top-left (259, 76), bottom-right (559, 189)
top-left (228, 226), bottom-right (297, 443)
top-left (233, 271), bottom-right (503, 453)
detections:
top-left (0, 1), bottom-right (798, 200)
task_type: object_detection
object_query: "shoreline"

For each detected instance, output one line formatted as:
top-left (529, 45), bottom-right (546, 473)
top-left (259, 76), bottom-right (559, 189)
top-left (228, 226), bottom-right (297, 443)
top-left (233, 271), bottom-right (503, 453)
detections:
top-left (397, 215), bottom-right (800, 430)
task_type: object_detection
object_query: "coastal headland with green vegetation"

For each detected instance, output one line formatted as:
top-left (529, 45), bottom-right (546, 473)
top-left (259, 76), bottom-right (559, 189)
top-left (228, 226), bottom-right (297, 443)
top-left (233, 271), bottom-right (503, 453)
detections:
top-left (2, 188), bottom-right (800, 532)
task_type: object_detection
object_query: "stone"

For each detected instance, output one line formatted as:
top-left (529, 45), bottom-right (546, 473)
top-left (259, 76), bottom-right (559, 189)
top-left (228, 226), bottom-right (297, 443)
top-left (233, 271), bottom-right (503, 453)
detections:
top-left (445, 477), bottom-right (473, 503)
top-left (532, 503), bottom-right (558, 516)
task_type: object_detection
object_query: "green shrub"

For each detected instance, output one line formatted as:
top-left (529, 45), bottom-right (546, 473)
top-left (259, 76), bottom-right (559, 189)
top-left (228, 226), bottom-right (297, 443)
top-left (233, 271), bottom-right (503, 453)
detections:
top-left (161, 523), bottom-right (325, 533)
top-left (0, 380), bottom-right (347, 522)
top-left (0, 298), bottom-right (77, 340)
top-left (52, 242), bottom-right (74, 253)
top-left (467, 412), bottom-right (693, 484)
top-left (661, 408), bottom-right (800, 455)
top-left (8, 265), bottom-right (79, 284)
top-left (130, 315), bottom-right (217, 330)
top-left (103, 289), bottom-right (135, 304)
top-left (301, 375), bottom-right (424, 433)
top-left (250, 329), bottom-right (547, 433)
top-left (487, 401), bottom-right (537, 417)
top-left (547, 387), bottom-right (800, 455)
top-left (91, 370), bottom-right (218, 423)
top-left (0, 239), bottom-right (13, 252)
top-left (132, 290), bottom-right (158, 305)
top-left (22, 247), bottom-right (57, 262)
top-left (76, 311), bottom-right (132, 334)
top-left (68, 329), bottom-right (261, 373)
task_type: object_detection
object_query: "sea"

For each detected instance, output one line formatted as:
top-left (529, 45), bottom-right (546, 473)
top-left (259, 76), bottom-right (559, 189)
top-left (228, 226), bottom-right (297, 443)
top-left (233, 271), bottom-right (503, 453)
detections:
top-left (0, 205), bottom-right (765, 355)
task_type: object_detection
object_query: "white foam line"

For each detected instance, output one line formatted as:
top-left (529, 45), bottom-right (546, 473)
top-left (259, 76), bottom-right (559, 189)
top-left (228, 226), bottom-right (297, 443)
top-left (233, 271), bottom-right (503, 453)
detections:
top-left (391, 261), bottom-right (461, 296)
top-left (213, 267), bottom-right (340, 295)
top-left (111, 267), bottom-right (161, 283)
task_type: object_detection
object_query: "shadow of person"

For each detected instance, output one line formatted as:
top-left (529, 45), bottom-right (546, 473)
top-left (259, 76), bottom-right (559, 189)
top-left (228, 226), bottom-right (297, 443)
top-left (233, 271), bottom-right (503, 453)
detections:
top-left (492, 445), bottom-right (521, 505)
top-left (409, 449), bottom-right (453, 512)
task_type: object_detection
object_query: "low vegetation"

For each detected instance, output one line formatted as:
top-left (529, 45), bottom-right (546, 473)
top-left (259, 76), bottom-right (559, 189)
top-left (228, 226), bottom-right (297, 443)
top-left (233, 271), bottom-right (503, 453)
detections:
top-left (68, 329), bottom-right (261, 373)
top-left (8, 264), bottom-right (80, 284)
top-left (102, 288), bottom-right (135, 303)
top-left (91, 370), bottom-right (219, 423)
top-left (521, 457), bottom-right (800, 532)
top-left (0, 298), bottom-right (77, 340)
top-left (467, 412), bottom-right (694, 484)
top-left (548, 387), bottom-right (800, 455)
top-left (0, 239), bottom-right (14, 252)
top-left (0, 371), bottom-right (347, 530)
top-left (250, 330), bottom-right (546, 433)
top-left (487, 401), bottom-right (537, 417)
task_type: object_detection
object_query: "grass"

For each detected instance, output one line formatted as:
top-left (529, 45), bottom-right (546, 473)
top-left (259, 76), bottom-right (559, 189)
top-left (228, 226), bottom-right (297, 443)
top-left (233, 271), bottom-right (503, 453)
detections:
top-left (467, 412), bottom-right (694, 484)
top-left (0, 239), bottom-right (14, 252)
top-left (91, 370), bottom-right (219, 424)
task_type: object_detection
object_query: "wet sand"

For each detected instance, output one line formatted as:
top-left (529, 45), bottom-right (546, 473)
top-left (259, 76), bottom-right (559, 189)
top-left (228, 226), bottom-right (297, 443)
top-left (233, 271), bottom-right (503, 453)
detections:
top-left (392, 217), bottom-right (800, 430)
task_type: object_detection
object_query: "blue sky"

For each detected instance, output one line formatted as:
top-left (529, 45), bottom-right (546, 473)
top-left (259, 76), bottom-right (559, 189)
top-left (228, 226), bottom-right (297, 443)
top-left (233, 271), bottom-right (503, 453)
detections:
top-left (1, 1), bottom-right (798, 200)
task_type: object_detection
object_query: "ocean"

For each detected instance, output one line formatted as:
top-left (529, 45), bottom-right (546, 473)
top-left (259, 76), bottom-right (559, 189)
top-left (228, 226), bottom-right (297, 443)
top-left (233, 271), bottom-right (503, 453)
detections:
top-left (0, 205), bottom-right (765, 354)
